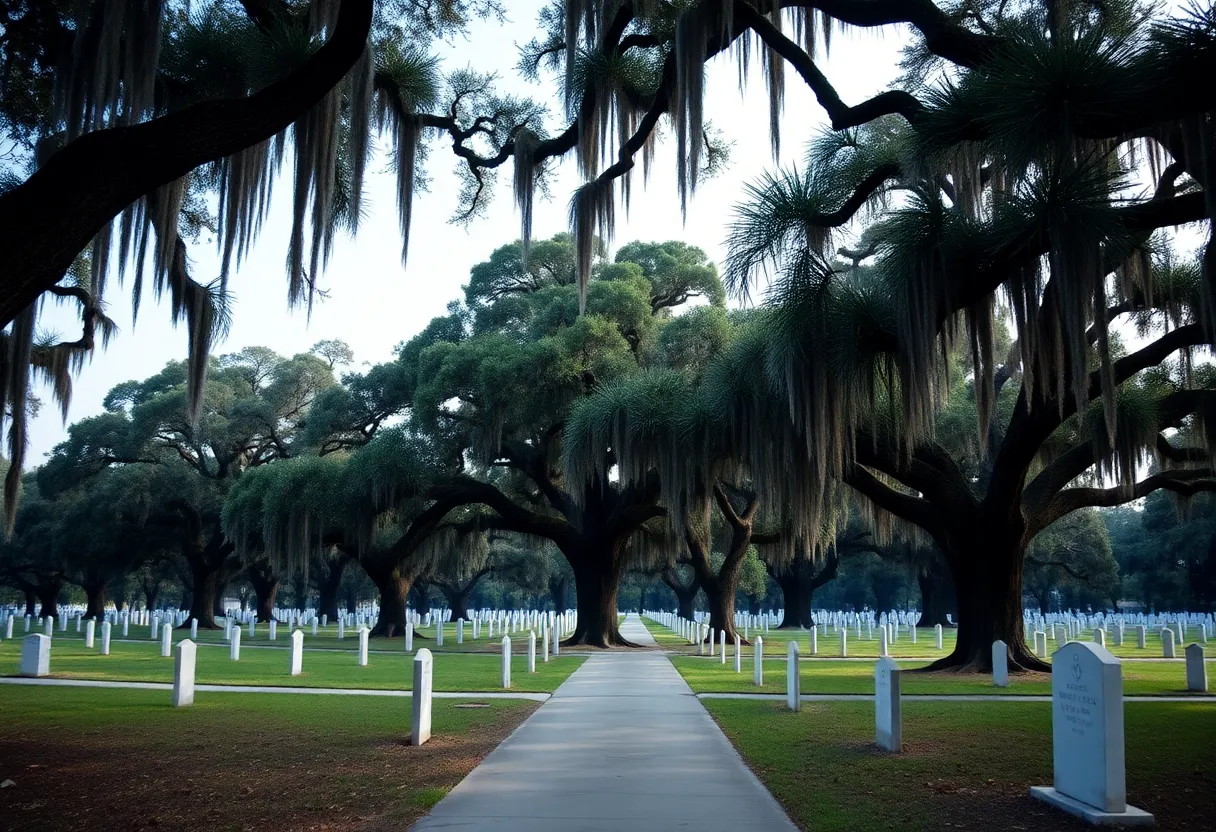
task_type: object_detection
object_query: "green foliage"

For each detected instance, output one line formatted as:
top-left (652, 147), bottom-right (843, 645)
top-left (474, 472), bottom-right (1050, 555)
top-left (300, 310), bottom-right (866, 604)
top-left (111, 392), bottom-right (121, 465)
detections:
top-left (1025, 509), bottom-right (1119, 611)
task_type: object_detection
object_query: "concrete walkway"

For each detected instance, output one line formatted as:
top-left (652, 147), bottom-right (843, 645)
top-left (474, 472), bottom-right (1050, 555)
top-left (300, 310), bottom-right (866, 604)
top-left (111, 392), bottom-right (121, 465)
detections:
top-left (411, 614), bottom-right (796, 831)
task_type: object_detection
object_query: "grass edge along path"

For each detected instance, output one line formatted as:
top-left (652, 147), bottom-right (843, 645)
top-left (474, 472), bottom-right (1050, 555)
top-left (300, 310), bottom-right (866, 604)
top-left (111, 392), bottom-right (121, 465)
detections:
top-left (0, 684), bottom-right (539, 831)
top-left (703, 698), bottom-right (1215, 832)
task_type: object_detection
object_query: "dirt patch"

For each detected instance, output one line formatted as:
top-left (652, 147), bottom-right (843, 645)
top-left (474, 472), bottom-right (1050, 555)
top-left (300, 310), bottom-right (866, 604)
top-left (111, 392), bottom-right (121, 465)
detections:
top-left (0, 702), bottom-right (536, 831)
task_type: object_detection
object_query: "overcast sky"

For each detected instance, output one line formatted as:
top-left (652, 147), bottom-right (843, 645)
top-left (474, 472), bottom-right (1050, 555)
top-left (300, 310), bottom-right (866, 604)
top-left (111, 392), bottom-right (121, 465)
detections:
top-left (29, 4), bottom-right (909, 461)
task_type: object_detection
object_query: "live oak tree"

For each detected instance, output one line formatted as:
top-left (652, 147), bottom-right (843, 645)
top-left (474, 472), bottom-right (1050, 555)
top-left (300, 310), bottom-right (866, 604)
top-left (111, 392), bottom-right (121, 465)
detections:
top-left (222, 430), bottom-right (485, 637)
top-left (398, 236), bottom-right (724, 646)
top-left (39, 347), bottom-right (336, 626)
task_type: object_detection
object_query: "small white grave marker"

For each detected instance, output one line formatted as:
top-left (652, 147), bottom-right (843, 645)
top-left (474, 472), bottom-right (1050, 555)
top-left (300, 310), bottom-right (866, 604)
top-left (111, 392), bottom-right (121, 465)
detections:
top-left (405, 622), bottom-right (414, 653)
top-left (935, 623), bottom-right (943, 650)
top-left (993, 640), bottom-right (1009, 687)
top-left (1186, 643), bottom-right (1207, 693)
top-left (501, 635), bottom-right (512, 688)
top-left (269, 620), bottom-right (277, 641)
top-left (160, 624), bottom-right (173, 658)
top-left (20, 633), bottom-right (50, 677)
top-left (734, 634), bottom-right (742, 673)
top-left (190, 618), bottom-right (198, 639)
top-left (229, 628), bottom-right (241, 661)
top-left (411, 649), bottom-right (433, 746)
top-left (358, 627), bottom-right (369, 666)
top-left (875, 657), bottom-right (902, 752)
top-left (528, 630), bottom-right (536, 673)
top-left (786, 641), bottom-right (800, 711)
top-left (290, 629), bottom-right (304, 676)
top-left (1035, 630), bottom-right (1048, 658)
top-left (85, 619), bottom-right (95, 649)
top-left (753, 636), bottom-right (764, 686)
top-left (172, 639), bottom-right (197, 707)
top-left (435, 620), bottom-right (444, 647)
top-left (1161, 628), bottom-right (1175, 658)
top-left (840, 628), bottom-right (848, 657)
top-left (100, 621), bottom-right (111, 655)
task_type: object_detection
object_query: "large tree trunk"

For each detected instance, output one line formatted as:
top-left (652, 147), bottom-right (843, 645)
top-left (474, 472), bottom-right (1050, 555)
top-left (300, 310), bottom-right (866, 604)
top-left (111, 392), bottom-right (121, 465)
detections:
top-left (248, 565), bottom-right (280, 623)
top-left (37, 577), bottom-right (64, 620)
top-left (367, 561), bottom-right (410, 638)
top-left (675, 588), bottom-right (696, 621)
top-left (917, 562), bottom-right (955, 628)
top-left (316, 556), bottom-right (348, 620)
top-left (926, 531), bottom-right (1046, 673)
top-left (775, 572), bottom-right (812, 629)
top-left (84, 582), bottom-right (108, 620)
top-left (23, 588), bottom-right (37, 617)
top-left (212, 573), bottom-right (231, 618)
top-left (565, 544), bottom-right (632, 647)
top-left (702, 575), bottom-right (743, 643)
top-left (185, 560), bottom-right (216, 627)
top-left (442, 588), bottom-right (470, 622)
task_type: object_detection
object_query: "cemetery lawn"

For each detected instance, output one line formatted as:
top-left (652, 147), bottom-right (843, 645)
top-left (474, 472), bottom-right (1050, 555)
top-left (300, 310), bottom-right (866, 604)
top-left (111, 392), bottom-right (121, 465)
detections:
top-left (672, 656), bottom-right (1216, 696)
top-left (41, 623), bottom-right (550, 654)
top-left (705, 699), bottom-right (1216, 832)
top-left (0, 684), bottom-right (537, 831)
top-left (642, 619), bottom-right (1203, 660)
top-left (0, 639), bottom-right (584, 693)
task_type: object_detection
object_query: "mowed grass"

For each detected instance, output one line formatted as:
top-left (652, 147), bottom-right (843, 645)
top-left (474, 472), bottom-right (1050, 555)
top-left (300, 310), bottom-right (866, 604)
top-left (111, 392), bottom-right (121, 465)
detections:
top-left (704, 699), bottom-right (1215, 832)
top-left (0, 637), bottom-right (583, 692)
top-left (0, 684), bottom-right (537, 831)
top-left (642, 616), bottom-right (1208, 660)
top-left (27, 619), bottom-right (556, 654)
top-left (672, 654), bottom-right (1214, 696)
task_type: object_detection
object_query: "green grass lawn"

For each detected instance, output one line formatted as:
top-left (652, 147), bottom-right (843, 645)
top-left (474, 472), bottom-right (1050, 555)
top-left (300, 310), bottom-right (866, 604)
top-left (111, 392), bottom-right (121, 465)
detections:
top-left (672, 654), bottom-right (1214, 696)
top-left (0, 637), bottom-right (583, 692)
top-left (22, 619), bottom-right (558, 654)
top-left (642, 616), bottom-right (1207, 660)
top-left (0, 684), bottom-right (537, 831)
top-left (704, 699), bottom-right (1215, 832)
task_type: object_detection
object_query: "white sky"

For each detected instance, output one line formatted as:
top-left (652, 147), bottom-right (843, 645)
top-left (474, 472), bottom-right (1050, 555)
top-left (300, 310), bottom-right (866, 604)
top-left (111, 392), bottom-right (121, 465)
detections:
top-left (30, 4), bottom-right (909, 461)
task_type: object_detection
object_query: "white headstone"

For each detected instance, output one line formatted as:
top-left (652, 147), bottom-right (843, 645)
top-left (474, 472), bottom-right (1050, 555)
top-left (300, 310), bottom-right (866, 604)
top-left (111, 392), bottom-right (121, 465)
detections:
top-left (1035, 630), bottom-right (1048, 658)
top-left (879, 626), bottom-right (890, 657)
top-left (172, 639), bottom-right (197, 707)
top-left (875, 657), bottom-right (902, 752)
top-left (1186, 643), bottom-right (1207, 693)
top-left (100, 621), bottom-right (111, 655)
top-left (753, 636), bottom-right (764, 686)
top-left (458, 619), bottom-right (464, 644)
top-left (358, 627), bottom-right (369, 666)
top-left (501, 635), bottom-right (512, 688)
top-left (935, 623), bottom-right (943, 650)
top-left (840, 628), bottom-right (848, 657)
top-left (20, 633), bottom-right (50, 677)
top-left (229, 627), bottom-right (241, 661)
top-left (190, 618), bottom-right (198, 639)
top-left (542, 626), bottom-right (549, 663)
top-left (85, 619), bottom-right (95, 648)
top-left (405, 621), bottom-right (414, 653)
top-left (786, 641), bottom-right (800, 711)
top-left (290, 629), bottom-right (304, 676)
top-left (1030, 641), bottom-right (1153, 825)
top-left (161, 624), bottom-right (173, 658)
top-left (1135, 625), bottom-right (1146, 649)
top-left (44, 616), bottom-right (54, 637)
top-left (269, 620), bottom-right (277, 641)
top-left (1161, 628), bottom-right (1175, 658)
top-left (993, 640), bottom-right (1009, 687)
top-left (734, 634), bottom-right (742, 673)
top-left (411, 649), bottom-right (433, 746)
top-left (435, 619), bottom-right (444, 647)
top-left (338, 618), bottom-right (345, 640)
top-left (312, 618), bottom-right (318, 636)
top-left (1093, 628), bottom-right (1105, 647)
